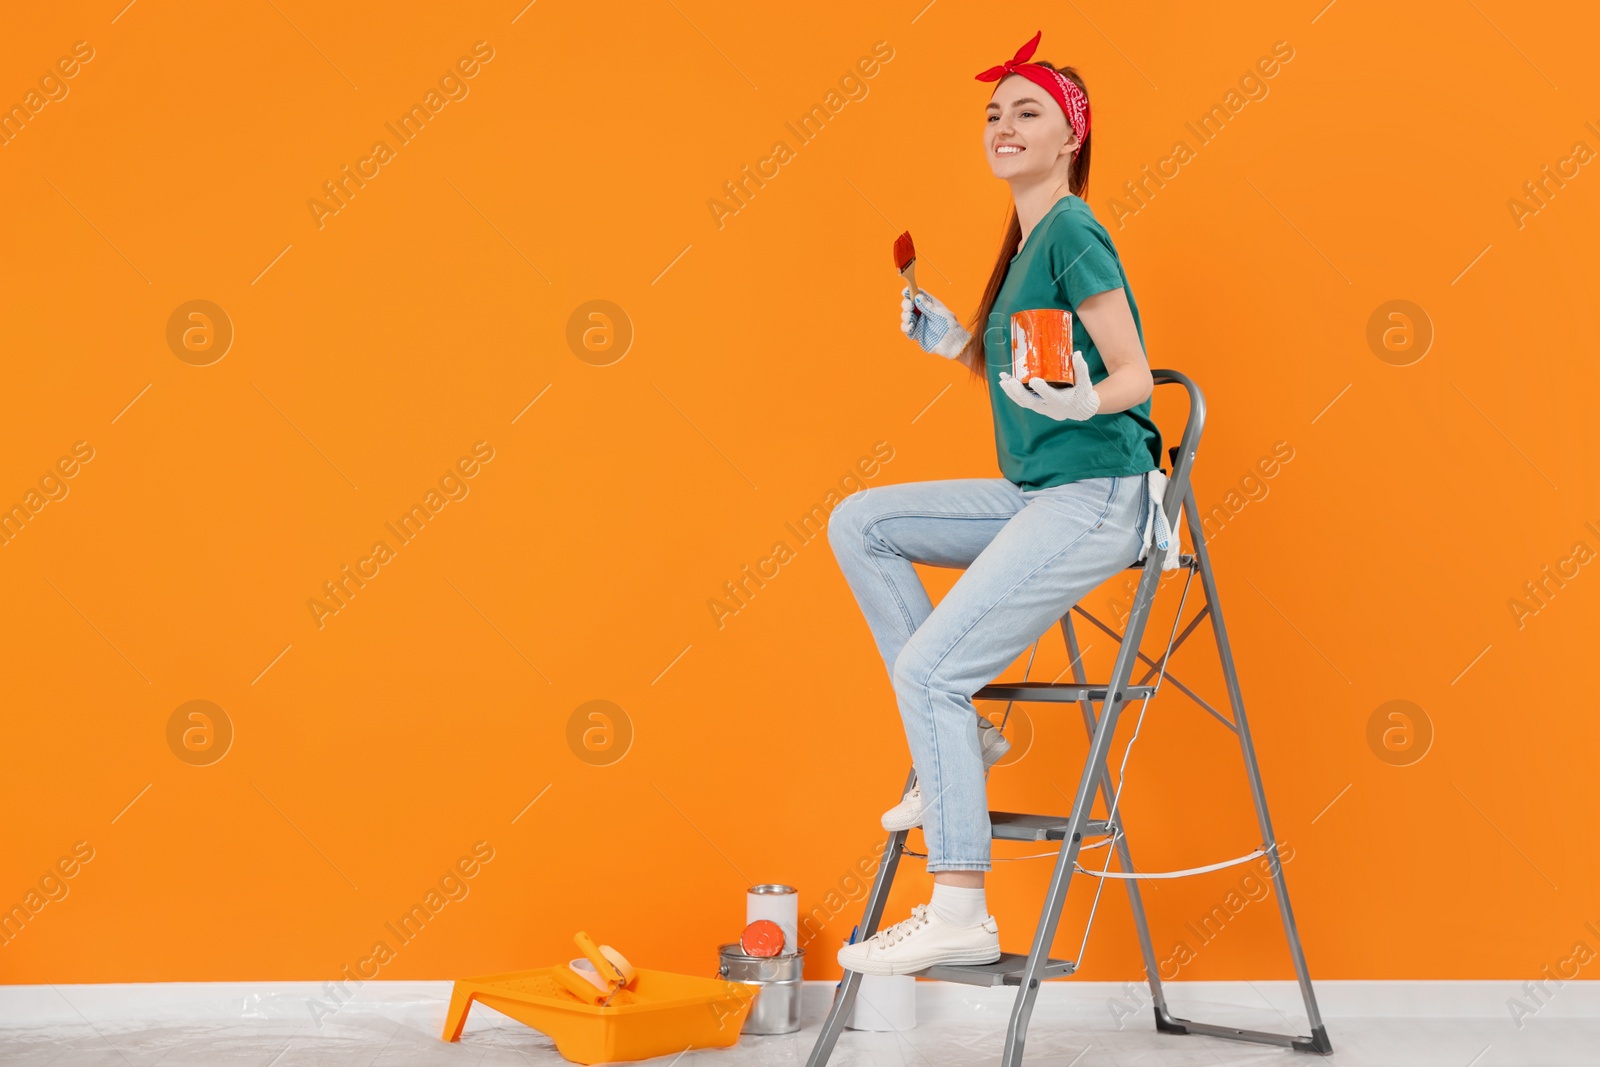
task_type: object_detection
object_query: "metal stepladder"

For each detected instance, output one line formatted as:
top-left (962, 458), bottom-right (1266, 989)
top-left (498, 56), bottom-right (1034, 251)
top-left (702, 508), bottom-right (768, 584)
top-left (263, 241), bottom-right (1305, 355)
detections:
top-left (806, 370), bottom-right (1331, 1065)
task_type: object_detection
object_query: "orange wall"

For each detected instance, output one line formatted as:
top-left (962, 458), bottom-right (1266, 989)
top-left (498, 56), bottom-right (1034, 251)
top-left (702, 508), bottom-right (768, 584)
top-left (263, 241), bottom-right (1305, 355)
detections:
top-left (3, 1), bottom-right (1597, 986)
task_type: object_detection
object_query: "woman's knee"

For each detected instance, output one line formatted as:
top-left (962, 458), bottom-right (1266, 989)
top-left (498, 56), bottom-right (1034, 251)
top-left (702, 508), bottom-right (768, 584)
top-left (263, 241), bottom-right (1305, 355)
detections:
top-left (892, 638), bottom-right (945, 696)
top-left (826, 489), bottom-right (877, 557)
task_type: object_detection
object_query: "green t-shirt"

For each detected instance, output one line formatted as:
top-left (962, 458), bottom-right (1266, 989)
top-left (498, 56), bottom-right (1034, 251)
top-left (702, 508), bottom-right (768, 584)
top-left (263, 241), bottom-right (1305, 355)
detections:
top-left (983, 195), bottom-right (1162, 491)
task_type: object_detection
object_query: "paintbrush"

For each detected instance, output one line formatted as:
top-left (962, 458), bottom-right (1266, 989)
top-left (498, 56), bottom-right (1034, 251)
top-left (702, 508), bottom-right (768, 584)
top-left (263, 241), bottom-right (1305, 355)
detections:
top-left (893, 230), bottom-right (919, 314)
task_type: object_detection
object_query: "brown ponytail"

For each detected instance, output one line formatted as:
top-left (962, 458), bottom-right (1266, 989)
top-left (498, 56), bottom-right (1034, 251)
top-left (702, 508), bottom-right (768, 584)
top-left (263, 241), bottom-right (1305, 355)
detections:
top-left (957, 62), bottom-right (1092, 384)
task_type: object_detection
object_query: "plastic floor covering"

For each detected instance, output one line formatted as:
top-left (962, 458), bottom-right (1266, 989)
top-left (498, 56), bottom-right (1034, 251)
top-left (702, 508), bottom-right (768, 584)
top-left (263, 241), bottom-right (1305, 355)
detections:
top-left (2, 980), bottom-right (1595, 1066)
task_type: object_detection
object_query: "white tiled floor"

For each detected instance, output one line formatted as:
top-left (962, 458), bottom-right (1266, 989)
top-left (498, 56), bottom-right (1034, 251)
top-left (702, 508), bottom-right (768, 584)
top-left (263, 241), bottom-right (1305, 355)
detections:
top-left (3, 980), bottom-right (1596, 1066)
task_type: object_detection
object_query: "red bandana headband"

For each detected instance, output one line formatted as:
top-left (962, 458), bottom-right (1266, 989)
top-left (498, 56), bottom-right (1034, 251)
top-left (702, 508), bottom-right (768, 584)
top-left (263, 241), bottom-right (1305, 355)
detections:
top-left (974, 30), bottom-right (1090, 155)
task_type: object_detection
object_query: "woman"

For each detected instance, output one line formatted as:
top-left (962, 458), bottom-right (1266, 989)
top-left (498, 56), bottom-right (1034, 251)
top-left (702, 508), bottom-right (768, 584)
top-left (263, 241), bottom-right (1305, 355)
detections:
top-left (829, 31), bottom-right (1166, 975)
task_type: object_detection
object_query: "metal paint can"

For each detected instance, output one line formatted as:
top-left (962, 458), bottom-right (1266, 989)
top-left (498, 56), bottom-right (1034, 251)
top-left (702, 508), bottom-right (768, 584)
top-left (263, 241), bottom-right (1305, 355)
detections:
top-left (746, 883), bottom-right (799, 954)
top-left (717, 944), bottom-right (805, 1035)
top-left (1010, 307), bottom-right (1076, 385)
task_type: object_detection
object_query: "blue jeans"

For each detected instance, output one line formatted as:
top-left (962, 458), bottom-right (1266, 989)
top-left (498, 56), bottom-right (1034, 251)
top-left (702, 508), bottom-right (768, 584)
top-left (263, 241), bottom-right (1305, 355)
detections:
top-left (827, 475), bottom-right (1149, 872)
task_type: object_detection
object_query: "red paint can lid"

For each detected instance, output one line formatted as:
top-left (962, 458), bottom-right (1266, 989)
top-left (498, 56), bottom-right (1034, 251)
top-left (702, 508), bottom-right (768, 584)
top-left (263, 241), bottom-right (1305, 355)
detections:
top-left (739, 919), bottom-right (786, 957)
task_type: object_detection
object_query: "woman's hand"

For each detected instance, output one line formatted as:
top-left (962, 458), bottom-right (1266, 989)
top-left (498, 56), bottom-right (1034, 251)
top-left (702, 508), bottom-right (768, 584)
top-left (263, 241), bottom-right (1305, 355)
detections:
top-left (900, 287), bottom-right (971, 359)
top-left (998, 350), bottom-right (1101, 421)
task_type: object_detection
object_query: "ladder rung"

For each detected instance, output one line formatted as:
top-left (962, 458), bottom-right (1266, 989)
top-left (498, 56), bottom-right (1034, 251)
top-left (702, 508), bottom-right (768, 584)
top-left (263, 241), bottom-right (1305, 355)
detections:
top-left (990, 812), bottom-right (1113, 842)
top-left (1128, 553), bottom-right (1197, 569)
top-left (914, 951), bottom-right (1077, 986)
top-left (976, 681), bottom-right (1155, 703)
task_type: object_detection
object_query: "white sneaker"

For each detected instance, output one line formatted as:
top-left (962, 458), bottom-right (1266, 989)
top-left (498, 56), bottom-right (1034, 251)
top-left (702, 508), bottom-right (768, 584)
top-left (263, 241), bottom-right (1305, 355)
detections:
top-left (881, 721), bottom-right (1012, 831)
top-left (837, 903), bottom-right (1001, 976)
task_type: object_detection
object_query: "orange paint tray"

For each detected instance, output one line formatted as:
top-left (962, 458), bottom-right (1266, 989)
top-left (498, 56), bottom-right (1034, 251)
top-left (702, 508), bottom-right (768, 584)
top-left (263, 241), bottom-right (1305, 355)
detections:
top-left (442, 965), bottom-right (756, 1064)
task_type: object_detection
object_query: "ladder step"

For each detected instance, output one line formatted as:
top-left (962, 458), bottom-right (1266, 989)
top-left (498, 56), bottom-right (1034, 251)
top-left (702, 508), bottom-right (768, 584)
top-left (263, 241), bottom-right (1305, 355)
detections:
top-left (1128, 553), bottom-right (1197, 569)
top-left (914, 952), bottom-right (1077, 986)
top-left (990, 812), bottom-right (1114, 842)
top-left (976, 681), bottom-right (1155, 703)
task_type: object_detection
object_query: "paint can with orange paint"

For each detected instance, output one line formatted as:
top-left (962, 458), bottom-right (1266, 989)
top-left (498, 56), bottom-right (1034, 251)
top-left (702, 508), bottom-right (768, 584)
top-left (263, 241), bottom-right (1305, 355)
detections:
top-left (1010, 307), bottom-right (1075, 385)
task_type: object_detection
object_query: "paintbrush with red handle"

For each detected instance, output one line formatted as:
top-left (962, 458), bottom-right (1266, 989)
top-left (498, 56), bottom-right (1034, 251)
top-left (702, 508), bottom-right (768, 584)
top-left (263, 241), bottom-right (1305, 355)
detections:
top-left (893, 230), bottom-right (919, 314)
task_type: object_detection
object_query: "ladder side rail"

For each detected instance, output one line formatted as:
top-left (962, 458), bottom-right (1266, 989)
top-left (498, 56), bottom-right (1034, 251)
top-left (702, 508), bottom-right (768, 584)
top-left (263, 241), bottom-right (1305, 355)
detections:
top-left (1060, 611), bottom-right (1171, 1020)
top-left (805, 770), bottom-right (915, 1067)
top-left (1000, 553), bottom-right (1167, 1067)
top-left (1150, 369), bottom-right (1205, 521)
top-left (1179, 484), bottom-right (1330, 1051)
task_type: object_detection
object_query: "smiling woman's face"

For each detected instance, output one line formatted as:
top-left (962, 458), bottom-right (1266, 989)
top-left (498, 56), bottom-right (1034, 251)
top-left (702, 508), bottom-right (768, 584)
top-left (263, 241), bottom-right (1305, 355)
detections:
top-left (984, 74), bottom-right (1075, 181)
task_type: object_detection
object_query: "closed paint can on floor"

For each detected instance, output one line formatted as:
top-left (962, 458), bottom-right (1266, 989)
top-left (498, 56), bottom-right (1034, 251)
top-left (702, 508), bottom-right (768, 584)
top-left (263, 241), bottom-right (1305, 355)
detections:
top-left (717, 945), bottom-right (805, 1035)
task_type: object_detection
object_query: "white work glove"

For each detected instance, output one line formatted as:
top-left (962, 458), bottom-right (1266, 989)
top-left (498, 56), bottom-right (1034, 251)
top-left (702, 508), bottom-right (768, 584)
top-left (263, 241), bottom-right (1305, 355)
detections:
top-left (900, 287), bottom-right (971, 359)
top-left (998, 350), bottom-right (1100, 421)
top-left (1141, 469), bottom-right (1182, 571)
